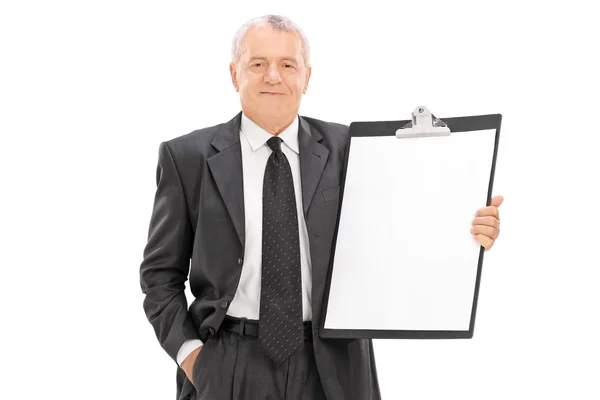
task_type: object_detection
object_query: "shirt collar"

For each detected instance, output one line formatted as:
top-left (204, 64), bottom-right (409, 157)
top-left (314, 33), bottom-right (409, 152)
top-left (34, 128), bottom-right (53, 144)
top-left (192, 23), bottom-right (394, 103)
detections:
top-left (240, 112), bottom-right (300, 154)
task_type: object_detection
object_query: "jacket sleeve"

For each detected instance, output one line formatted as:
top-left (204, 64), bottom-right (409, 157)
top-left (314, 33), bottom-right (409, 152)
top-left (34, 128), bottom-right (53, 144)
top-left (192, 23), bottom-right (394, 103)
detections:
top-left (139, 141), bottom-right (199, 364)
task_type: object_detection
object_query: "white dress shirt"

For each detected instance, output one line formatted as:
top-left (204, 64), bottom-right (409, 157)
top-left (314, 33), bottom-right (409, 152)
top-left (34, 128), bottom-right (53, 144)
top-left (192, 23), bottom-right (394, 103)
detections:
top-left (176, 112), bottom-right (314, 366)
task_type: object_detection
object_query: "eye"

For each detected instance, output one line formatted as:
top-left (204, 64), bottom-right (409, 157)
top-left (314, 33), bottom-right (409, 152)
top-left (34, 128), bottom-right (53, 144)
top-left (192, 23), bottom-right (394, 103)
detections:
top-left (284, 64), bottom-right (295, 68)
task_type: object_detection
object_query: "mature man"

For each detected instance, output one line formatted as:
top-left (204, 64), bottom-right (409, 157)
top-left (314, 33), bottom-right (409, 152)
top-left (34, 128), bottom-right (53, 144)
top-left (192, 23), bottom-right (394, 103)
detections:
top-left (139, 14), bottom-right (503, 400)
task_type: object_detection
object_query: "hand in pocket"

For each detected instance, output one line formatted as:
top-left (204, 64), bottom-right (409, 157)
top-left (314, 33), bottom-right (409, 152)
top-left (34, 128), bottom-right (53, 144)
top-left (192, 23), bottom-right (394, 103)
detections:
top-left (181, 345), bottom-right (203, 383)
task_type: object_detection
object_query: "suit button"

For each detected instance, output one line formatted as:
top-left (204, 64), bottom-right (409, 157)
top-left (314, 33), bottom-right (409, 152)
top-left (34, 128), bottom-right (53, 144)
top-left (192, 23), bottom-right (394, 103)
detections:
top-left (237, 257), bottom-right (243, 266)
top-left (220, 300), bottom-right (229, 309)
top-left (209, 327), bottom-right (215, 335)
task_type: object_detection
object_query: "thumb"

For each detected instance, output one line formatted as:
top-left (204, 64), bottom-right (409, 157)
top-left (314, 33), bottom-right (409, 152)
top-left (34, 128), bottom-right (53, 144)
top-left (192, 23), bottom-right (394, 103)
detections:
top-left (491, 195), bottom-right (504, 207)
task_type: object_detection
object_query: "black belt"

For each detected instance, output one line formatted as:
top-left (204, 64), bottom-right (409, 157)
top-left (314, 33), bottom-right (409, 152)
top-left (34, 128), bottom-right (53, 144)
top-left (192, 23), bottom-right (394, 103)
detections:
top-left (220, 315), bottom-right (313, 341)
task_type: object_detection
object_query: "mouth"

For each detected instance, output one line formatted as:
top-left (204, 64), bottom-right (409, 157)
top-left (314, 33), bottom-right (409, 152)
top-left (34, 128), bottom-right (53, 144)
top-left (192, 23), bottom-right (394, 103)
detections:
top-left (260, 92), bottom-right (285, 96)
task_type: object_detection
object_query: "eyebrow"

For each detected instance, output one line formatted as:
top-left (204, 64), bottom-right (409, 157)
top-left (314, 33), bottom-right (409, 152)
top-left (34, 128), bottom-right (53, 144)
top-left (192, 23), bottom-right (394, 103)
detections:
top-left (248, 56), bottom-right (298, 63)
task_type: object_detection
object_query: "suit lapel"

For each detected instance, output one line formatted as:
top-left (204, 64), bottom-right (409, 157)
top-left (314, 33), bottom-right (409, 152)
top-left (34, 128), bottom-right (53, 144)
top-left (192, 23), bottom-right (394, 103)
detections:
top-left (207, 112), bottom-right (246, 247)
top-left (207, 112), bottom-right (330, 251)
top-left (298, 116), bottom-right (329, 217)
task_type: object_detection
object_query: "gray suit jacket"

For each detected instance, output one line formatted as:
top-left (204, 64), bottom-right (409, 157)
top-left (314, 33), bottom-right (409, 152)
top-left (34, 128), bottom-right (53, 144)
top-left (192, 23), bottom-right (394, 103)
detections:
top-left (140, 111), bottom-right (381, 400)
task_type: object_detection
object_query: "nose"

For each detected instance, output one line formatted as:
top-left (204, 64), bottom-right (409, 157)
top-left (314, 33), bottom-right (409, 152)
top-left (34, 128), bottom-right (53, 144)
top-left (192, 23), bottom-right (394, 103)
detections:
top-left (264, 64), bottom-right (282, 84)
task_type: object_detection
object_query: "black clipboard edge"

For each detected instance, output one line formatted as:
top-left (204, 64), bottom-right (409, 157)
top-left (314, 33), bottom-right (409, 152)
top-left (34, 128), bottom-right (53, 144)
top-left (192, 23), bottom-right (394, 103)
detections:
top-left (319, 113), bottom-right (502, 340)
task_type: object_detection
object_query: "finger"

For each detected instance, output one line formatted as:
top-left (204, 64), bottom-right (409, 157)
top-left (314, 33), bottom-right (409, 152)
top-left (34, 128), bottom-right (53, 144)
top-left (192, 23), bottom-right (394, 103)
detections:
top-left (472, 216), bottom-right (500, 230)
top-left (474, 233), bottom-right (494, 250)
top-left (491, 195), bottom-right (504, 208)
top-left (475, 206), bottom-right (500, 219)
top-left (471, 225), bottom-right (498, 239)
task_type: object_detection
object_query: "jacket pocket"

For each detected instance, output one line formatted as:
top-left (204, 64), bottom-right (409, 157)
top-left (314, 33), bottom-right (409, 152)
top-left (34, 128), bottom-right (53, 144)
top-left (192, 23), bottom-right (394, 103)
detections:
top-left (321, 185), bottom-right (340, 202)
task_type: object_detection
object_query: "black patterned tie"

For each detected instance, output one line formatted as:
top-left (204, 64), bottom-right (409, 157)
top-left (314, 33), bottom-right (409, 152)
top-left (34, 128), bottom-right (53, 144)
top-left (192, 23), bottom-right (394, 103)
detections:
top-left (259, 136), bottom-right (304, 365)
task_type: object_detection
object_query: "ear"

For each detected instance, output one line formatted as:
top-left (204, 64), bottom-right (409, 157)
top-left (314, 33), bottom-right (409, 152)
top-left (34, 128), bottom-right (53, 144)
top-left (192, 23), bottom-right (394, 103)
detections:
top-left (229, 62), bottom-right (239, 92)
top-left (303, 66), bottom-right (312, 94)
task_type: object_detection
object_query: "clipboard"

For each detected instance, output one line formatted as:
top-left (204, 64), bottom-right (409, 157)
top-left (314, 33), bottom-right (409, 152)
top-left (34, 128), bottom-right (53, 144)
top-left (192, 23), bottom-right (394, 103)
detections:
top-left (319, 106), bottom-right (502, 340)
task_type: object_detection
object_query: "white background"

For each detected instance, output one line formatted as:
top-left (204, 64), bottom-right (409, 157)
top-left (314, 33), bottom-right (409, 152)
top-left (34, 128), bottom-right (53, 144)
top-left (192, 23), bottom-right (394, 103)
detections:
top-left (1, 1), bottom-right (598, 399)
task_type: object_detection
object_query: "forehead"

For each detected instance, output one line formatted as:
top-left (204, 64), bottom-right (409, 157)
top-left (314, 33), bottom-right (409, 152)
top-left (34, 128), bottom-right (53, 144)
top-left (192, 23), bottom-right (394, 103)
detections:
top-left (240, 26), bottom-right (303, 61)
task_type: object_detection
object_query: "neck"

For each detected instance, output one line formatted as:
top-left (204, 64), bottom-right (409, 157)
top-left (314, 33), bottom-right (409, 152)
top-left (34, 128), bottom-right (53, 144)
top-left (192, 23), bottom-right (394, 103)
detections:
top-left (244, 111), bottom-right (296, 135)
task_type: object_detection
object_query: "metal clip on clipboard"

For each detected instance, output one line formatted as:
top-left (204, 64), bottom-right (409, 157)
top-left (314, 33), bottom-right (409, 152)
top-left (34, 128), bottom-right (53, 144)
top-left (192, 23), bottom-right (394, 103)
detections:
top-left (396, 106), bottom-right (451, 138)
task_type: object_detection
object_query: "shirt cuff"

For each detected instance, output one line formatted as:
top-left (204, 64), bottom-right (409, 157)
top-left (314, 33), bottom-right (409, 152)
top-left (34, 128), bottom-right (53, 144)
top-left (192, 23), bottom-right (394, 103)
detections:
top-left (176, 339), bottom-right (204, 366)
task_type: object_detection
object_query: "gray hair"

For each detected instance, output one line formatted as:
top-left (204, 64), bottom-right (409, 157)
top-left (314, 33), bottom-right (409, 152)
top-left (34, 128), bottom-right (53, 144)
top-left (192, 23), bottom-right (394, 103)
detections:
top-left (231, 15), bottom-right (311, 67)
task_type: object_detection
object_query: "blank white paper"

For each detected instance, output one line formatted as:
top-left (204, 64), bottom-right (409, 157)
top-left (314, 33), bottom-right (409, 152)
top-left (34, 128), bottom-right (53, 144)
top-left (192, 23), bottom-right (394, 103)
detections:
top-left (324, 129), bottom-right (497, 331)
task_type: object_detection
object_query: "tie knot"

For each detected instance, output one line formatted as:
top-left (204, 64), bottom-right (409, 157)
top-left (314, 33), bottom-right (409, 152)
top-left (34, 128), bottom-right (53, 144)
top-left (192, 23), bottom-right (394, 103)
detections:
top-left (267, 136), bottom-right (283, 153)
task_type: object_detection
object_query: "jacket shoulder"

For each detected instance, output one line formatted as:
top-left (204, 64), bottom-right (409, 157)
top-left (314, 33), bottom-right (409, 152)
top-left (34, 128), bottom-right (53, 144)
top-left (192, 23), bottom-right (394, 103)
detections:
top-left (301, 115), bottom-right (349, 150)
top-left (302, 115), bottom-right (349, 134)
top-left (160, 121), bottom-right (224, 159)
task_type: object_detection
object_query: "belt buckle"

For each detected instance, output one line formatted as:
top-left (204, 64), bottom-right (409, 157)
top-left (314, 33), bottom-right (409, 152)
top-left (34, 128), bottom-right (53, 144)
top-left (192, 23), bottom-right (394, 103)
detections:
top-left (239, 317), bottom-right (246, 337)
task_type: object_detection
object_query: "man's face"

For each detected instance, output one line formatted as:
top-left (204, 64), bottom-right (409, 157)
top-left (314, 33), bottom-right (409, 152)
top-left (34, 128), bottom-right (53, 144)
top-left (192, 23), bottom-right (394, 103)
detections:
top-left (230, 26), bottom-right (311, 124)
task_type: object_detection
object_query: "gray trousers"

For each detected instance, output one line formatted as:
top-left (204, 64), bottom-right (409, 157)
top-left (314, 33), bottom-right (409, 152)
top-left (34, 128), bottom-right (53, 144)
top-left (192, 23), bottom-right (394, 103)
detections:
top-left (190, 327), bottom-right (327, 400)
